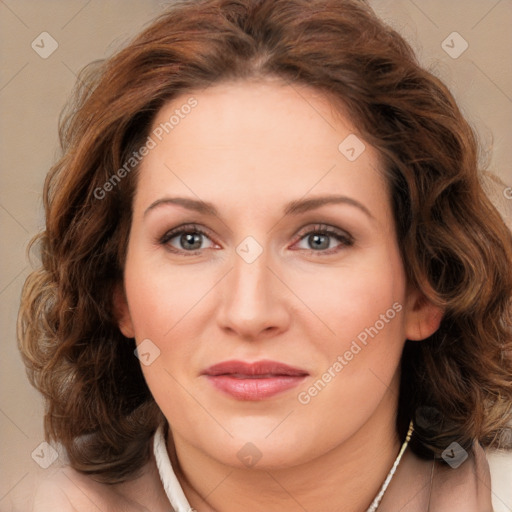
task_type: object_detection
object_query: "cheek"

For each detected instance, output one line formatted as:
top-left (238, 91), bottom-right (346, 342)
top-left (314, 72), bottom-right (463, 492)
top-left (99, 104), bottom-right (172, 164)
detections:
top-left (291, 249), bottom-right (407, 416)
top-left (122, 256), bottom-right (202, 413)
top-left (122, 251), bottom-right (221, 404)
top-left (294, 269), bottom-right (405, 425)
top-left (123, 252), bottom-right (215, 339)
top-left (291, 249), bottom-right (406, 354)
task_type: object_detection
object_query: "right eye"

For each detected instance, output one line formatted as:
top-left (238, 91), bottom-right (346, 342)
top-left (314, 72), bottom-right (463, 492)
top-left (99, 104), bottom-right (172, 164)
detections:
top-left (159, 224), bottom-right (218, 255)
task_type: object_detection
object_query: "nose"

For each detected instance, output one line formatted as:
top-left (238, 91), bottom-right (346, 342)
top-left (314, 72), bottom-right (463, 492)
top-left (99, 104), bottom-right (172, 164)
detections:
top-left (216, 244), bottom-right (291, 341)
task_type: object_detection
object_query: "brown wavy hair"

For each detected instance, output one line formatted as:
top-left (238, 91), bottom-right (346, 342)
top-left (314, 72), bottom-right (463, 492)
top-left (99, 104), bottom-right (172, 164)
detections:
top-left (18, 0), bottom-right (512, 483)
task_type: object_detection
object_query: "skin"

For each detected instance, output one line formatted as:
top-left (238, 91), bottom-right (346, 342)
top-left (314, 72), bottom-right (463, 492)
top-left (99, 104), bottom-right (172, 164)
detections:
top-left (115, 78), bottom-right (443, 512)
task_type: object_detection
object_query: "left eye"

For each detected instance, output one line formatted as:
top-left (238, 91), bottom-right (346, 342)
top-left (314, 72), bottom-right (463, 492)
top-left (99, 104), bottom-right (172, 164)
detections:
top-left (293, 226), bottom-right (353, 254)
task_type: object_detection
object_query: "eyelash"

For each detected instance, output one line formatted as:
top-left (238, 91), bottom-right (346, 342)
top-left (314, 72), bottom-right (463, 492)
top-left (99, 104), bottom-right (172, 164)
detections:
top-left (158, 223), bottom-right (354, 257)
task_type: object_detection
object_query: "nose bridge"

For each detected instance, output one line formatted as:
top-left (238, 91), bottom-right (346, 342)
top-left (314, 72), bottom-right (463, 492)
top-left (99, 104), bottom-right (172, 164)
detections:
top-left (230, 239), bottom-right (272, 309)
top-left (217, 235), bottom-right (289, 337)
top-left (229, 229), bottom-right (271, 289)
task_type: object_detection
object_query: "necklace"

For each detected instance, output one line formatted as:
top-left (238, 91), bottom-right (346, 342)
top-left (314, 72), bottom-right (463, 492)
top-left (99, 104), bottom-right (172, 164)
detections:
top-left (365, 419), bottom-right (414, 511)
top-left (154, 420), bottom-right (414, 512)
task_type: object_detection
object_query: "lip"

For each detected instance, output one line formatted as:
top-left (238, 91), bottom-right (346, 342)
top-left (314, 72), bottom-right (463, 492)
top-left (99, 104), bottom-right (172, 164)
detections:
top-left (202, 359), bottom-right (309, 401)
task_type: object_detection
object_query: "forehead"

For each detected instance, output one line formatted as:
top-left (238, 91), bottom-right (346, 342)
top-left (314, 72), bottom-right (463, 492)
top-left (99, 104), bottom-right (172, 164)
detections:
top-left (149, 78), bottom-right (364, 156)
top-left (135, 79), bottom-right (388, 219)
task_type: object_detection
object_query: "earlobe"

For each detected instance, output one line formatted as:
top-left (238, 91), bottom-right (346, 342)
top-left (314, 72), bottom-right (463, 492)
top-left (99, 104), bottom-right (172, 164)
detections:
top-left (404, 289), bottom-right (444, 341)
top-left (113, 283), bottom-right (135, 339)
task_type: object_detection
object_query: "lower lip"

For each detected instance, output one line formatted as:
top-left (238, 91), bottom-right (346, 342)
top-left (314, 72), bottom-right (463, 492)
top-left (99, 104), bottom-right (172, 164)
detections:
top-left (205, 375), bottom-right (307, 400)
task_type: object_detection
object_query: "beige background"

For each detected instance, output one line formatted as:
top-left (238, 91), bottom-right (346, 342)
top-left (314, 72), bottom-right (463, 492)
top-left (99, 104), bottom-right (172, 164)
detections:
top-left (1, 1), bottom-right (511, 510)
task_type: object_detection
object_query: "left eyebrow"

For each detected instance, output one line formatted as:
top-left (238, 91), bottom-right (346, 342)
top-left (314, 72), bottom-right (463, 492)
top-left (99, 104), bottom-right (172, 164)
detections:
top-left (283, 194), bottom-right (374, 220)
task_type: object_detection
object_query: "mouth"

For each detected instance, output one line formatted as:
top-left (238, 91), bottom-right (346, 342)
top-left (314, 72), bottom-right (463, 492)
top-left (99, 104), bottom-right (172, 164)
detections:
top-left (201, 360), bottom-right (309, 400)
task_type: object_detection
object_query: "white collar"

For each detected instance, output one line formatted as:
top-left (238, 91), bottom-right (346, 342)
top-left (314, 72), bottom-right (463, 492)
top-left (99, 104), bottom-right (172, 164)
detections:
top-left (153, 423), bottom-right (194, 512)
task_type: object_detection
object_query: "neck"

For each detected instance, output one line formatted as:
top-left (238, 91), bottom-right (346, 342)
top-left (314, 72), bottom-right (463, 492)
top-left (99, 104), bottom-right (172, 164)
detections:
top-left (168, 374), bottom-right (402, 512)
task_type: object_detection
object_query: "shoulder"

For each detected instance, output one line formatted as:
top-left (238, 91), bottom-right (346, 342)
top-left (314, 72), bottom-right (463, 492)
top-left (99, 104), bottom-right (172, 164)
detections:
top-left (32, 466), bottom-right (114, 512)
top-left (31, 452), bottom-right (172, 512)
top-left (389, 440), bottom-right (496, 512)
top-left (487, 448), bottom-right (512, 512)
top-left (426, 441), bottom-right (510, 512)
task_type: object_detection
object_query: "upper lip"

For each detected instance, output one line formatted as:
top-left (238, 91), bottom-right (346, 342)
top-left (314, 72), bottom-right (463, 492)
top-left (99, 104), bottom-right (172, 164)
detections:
top-left (202, 359), bottom-right (309, 377)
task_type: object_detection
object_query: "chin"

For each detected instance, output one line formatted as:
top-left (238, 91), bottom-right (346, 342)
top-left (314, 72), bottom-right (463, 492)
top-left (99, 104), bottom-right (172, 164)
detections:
top-left (200, 419), bottom-right (322, 470)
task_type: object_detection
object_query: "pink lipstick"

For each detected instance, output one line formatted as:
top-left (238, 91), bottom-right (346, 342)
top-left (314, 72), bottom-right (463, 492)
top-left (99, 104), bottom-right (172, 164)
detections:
top-left (202, 360), bottom-right (309, 400)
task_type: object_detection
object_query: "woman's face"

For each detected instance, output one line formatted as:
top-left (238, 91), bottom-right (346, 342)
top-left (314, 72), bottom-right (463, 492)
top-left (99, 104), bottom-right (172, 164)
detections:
top-left (118, 79), bottom-right (440, 469)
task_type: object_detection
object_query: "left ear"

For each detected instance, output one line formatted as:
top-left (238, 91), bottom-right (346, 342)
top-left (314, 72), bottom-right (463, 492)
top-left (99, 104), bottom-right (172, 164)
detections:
top-left (403, 286), bottom-right (444, 341)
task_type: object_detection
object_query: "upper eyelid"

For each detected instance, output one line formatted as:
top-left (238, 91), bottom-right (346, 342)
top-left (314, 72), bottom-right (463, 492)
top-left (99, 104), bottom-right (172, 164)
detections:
top-left (296, 223), bottom-right (352, 238)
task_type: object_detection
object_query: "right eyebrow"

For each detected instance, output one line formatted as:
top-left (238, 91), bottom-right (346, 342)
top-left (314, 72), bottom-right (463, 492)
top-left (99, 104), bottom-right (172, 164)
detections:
top-left (144, 197), bottom-right (219, 218)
